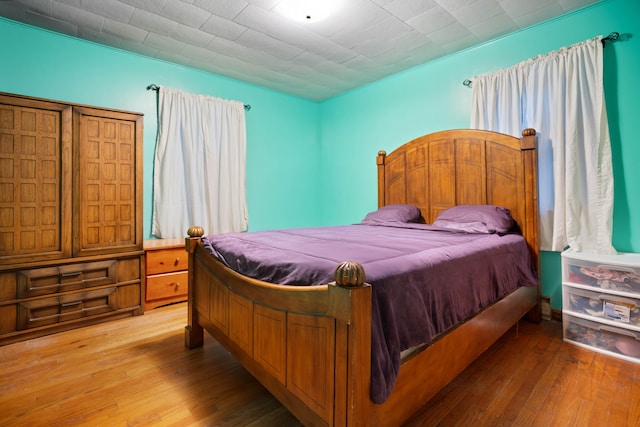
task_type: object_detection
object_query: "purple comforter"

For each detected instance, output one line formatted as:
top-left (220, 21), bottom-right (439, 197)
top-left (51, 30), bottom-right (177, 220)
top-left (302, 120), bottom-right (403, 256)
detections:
top-left (201, 223), bottom-right (538, 403)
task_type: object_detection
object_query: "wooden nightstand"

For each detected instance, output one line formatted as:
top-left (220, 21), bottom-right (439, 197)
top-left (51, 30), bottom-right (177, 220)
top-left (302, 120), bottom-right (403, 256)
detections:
top-left (144, 239), bottom-right (188, 310)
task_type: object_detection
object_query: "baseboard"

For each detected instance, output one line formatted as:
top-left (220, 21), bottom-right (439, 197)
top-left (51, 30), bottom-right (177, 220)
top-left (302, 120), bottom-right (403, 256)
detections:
top-left (541, 295), bottom-right (562, 322)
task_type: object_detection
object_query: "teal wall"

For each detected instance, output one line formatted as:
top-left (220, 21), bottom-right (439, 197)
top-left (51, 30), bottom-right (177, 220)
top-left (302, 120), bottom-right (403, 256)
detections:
top-left (319, 0), bottom-right (640, 309)
top-left (0, 17), bottom-right (322, 236)
top-left (1, 0), bottom-right (638, 310)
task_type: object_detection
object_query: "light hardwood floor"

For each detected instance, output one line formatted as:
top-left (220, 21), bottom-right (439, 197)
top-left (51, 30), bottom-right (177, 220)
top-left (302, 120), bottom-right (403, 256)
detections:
top-left (1, 303), bottom-right (639, 426)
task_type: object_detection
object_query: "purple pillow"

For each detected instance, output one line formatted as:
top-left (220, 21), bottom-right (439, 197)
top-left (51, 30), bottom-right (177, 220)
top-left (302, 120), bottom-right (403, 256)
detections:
top-left (361, 204), bottom-right (424, 225)
top-left (433, 205), bottom-right (514, 234)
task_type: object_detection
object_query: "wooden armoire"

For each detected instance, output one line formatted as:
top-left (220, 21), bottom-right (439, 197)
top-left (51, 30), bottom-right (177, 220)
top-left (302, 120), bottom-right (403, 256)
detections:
top-left (0, 92), bottom-right (144, 345)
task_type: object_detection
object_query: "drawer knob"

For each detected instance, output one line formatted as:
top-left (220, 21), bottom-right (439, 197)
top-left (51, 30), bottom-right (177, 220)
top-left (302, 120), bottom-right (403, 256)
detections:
top-left (174, 257), bottom-right (180, 266)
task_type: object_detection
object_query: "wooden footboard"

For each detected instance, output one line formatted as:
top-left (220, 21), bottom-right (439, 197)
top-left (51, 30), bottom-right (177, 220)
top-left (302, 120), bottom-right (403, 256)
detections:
top-left (185, 230), bottom-right (373, 426)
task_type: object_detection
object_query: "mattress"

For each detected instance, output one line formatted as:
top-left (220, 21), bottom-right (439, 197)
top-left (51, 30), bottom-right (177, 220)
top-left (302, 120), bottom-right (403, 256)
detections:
top-left (202, 222), bottom-right (538, 403)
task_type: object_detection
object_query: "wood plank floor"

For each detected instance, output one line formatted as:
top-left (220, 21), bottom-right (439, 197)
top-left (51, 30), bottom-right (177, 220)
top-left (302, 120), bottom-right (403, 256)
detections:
top-left (1, 303), bottom-right (639, 427)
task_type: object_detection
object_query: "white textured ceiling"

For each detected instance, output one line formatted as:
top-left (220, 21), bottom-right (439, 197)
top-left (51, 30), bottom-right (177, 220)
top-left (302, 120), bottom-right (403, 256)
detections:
top-left (0, 0), bottom-right (602, 101)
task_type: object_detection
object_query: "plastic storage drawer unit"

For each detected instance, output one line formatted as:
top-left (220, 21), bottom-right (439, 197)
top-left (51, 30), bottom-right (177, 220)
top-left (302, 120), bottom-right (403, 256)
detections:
top-left (562, 251), bottom-right (640, 294)
top-left (563, 314), bottom-right (640, 363)
top-left (563, 285), bottom-right (640, 328)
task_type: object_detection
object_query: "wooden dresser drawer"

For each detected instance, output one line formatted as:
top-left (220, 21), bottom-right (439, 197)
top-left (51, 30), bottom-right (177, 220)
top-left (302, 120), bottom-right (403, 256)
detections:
top-left (146, 247), bottom-right (188, 276)
top-left (17, 260), bottom-right (118, 298)
top-left (146, 271), bottom-right (189, 301)
top-left (18, 287), bottom-right (118, 330)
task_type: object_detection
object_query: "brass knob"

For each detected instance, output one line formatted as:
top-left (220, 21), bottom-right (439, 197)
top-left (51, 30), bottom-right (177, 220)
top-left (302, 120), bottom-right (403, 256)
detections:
top-left (187, 226), bottom-right (204, 237)
top-left (334, 261), bottom-right (366, 287)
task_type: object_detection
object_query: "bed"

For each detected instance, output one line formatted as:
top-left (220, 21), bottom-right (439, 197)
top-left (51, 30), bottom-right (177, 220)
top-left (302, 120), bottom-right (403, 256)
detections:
top-left (184, 128), bottom-right (541, 426)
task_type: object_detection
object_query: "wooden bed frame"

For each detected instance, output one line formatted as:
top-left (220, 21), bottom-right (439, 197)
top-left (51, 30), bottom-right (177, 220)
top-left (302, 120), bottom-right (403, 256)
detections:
top-left (184, 128), bottom-right (541, 426)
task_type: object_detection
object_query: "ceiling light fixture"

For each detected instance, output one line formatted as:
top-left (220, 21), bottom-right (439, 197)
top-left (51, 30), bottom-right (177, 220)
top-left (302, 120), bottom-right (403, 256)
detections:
top-left (277, 0), bottom-right (341, 23)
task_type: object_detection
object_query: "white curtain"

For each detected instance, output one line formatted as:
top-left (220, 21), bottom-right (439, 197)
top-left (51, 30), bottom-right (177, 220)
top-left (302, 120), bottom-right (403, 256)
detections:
top-left (152, 87), bottom-right (248, 238)
top-left (470, 36), bottom-right (615, 254)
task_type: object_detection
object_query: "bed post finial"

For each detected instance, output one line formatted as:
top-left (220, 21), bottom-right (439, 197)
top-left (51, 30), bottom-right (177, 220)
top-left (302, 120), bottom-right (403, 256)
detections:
top-left (187, 226), bottom-right (204, 238)
top-left (186, 226), bottom-right (205, 254)
top-left (334, 261), bottom-right (366, 287)
top-left (520, 128), bottom-right (537, 150)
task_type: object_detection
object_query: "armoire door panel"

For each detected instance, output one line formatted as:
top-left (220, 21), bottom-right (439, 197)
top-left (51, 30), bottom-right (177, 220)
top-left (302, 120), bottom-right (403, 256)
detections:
top-left (73, 107), bottom-right (143, 257)
top-left (0, 94), bottom-right (72, 265)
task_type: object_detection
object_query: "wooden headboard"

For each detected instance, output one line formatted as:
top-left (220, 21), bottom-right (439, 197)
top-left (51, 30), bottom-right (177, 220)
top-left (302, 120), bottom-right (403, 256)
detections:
top-left (377, 128), bottom-right (539, 269)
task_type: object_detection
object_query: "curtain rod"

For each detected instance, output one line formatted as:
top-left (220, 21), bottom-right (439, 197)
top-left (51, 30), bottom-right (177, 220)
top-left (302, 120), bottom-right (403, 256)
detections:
top-left (146, 84), bottom-right (251, 111)
top-left (462, 32), bottom-right (620, 88)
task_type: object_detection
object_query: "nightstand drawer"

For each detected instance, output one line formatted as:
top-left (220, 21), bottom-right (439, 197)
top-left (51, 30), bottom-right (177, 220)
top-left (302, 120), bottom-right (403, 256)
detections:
top-left (144, 239), bottom-right (188, 310)
top-left (146, 248), bottom-right (188, 275)
top-left (146, 271), bottom-right (188, 301)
